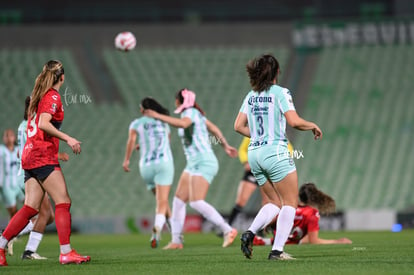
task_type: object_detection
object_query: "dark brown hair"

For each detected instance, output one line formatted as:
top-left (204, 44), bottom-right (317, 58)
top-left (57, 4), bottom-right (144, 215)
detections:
top-left (23, 96), bottom-right (30, 120)
top-left (176, 89), bottom-right (205, 116)
top-left (246, 54), bottom-right (279, 92)
top-left (299, 183), bottom-right (336, 215)
top-left (141, 97), bottom-right (169, 115)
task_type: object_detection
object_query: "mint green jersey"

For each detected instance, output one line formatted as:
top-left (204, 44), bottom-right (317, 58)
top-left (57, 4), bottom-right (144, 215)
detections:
top-left (129, 116), bottom-right (173, 167)
top-left (0, 145), bottom-right (19, 189)
top-left (16, 120), bottom-right (27, 184)
top-left (178, 108), bottom-right (213, 159)
top-left (17, 120), bottom-right (27, 165)
top-left (239, 84), bottom-right (296, 151)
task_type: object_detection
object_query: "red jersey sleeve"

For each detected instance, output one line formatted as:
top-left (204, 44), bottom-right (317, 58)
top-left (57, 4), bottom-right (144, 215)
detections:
top-left (307, 210), bottom-right (320, 232)
top-left (37, 90), bottom-right (62, 117)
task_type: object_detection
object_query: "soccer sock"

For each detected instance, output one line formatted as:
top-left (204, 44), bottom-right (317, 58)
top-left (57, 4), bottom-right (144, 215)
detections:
top-left (60, 244), bottom-right (71, 254)
top-left (166, 218), bottom-right (172, 232)
top-left (228, 204), bottom-right (243, 225)
top-left (0, 205), bottom-right (38, 248)
top-left (189, 200), bottom-right (232, 234)
top-left (248, 203), bottom-right (280, 234)
top-left (18, 220), bottom-right (35, 237)
top-left (154, 213), bottom-right (166, 231)
top-left (272, 205), bottom-right (296, 252)
top-left (55, 203), bottom-right (72, 253)
top-left (25, 231), bottom-right (43, 252)
top-left (171, 197), bottom-right (186, 244)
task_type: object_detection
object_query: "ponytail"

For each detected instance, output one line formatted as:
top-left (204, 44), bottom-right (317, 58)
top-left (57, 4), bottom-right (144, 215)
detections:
top-left (28, 60), bottom-right (64, 118)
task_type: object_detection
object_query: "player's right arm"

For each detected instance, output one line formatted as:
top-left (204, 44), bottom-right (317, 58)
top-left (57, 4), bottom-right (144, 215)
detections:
top-left (234, 112), bottom-right (250, 137)
top-left (123, 129), bottom-right (137, 172)
top-left (303, 230), bottom-right (352, 244)
top-left (144, 109), bottom-right (192, 129)
top-left (38, 113), bottom-right (81, 154)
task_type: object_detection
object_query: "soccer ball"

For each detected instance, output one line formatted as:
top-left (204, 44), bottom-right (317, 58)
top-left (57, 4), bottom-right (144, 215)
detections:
top-left (114, 32), bottom-right (136, 51)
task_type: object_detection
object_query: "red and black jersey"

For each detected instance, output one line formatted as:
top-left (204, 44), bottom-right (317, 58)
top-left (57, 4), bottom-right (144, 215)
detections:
top-left (286, 205), bottom-right (320, 244)
top-left (22, 88), bottom-right (64, 170)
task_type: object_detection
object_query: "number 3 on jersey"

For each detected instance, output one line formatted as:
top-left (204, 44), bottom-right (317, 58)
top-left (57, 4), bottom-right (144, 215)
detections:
top-left (28, 114), bottom-right (37, 138)
top-left (256, 115), bottom-right (264, 136)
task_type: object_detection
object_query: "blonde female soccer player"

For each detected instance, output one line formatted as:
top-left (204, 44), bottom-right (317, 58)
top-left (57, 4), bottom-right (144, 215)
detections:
top-left (234, 54), bottom-right (322, 260)
top-left (123, 97), bottom-right (174, 248)
top-left (0, 60), bottom-right (90, 266)
top-left (15, 96), bottom-right (60, 260)
top-left (145, 88), bottom-right (239, 249)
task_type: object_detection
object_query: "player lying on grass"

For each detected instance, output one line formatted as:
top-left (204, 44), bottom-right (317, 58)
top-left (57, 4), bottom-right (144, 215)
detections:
top-left (253, 183), bottom-right (352, 246)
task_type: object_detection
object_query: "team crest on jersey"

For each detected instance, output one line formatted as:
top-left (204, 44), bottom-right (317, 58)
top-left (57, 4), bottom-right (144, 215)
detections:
top-left (51, 103), bottom-right (57, 112)
top-left (52, 95), bottom-right (58, 100)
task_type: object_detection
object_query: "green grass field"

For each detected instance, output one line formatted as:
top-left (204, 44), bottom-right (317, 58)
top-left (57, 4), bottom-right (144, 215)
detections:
top-left (2, 230), bottom-right (413, 274)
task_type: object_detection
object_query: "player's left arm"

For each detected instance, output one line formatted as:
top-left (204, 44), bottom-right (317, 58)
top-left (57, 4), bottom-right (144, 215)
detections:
top-left (58, 152), bottom-right (69, 161)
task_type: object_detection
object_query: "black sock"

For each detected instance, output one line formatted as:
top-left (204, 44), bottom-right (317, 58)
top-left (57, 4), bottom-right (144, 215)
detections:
top-left (270, 250), bottom-right (283, 256)
top-left (228, 204), bottom-right (243, 225)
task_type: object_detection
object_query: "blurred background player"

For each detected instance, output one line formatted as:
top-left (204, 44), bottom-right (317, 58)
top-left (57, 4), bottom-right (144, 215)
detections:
top-left (0, 129), bottom-right (25, 219)
top-left (123, 97), bottom-right (174, 248)
top-left (0, 60), bottom-right (90, 266)
top-left (253, 183), bottom-right (352, 245)
top-left (234, 54), bottom-right (322, 260)
top-left (145, 88), bottom-right (239, 249)
top-left (0, 128), bottom-right (34, 256)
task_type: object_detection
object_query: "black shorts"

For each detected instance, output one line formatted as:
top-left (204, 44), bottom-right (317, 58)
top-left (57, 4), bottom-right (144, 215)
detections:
top-left (24, 164), bottom-right (60, 183)
top-left (242, 170), bottom-right (258, 185)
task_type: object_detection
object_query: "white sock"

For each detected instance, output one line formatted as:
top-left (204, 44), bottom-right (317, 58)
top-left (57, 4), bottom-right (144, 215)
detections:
top-left (0, 236), bottom-right (7, 249)
top-left (272, 205), bottom-right (296, 252)
top-left (248, 203), bottom-right (280, 234)
top-left (60, 244), bottom-right (72, 254)
top-left (154, 214), bottom-right (166, 231)
top-left (25, 231), bottom-right (43, 252)
top-left (171, 197), bottom-right (186, 244)
top-left (18, 220), bottom-right (34, 237)
top-left (189, 200), bottom-right (232, 234)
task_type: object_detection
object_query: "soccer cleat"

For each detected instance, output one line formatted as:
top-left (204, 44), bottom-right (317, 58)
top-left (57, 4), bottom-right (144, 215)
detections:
top-left (150, 226), bottom-right (161, 249)
top-left (268, 250), bottom-right (296, 260)
top-left (22, 250), bottom-right (47, 260)
top-left (222, 228), bottom-right (238, 248)
top-left (162, 242), bottom-right (183, 250)
top-left (59, 249), bottom-right (91, 265)
top-left (240, 230), bottom-right (254, 259)
top-left (6, 238), bottom-right (15, 256)
top-left (0, 248), bottom-right (7, 266)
